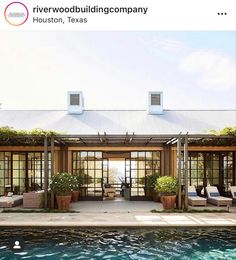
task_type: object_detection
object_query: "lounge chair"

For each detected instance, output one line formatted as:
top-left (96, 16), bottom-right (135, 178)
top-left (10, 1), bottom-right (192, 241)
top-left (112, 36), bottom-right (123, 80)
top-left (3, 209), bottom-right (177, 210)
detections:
top-left (230, 186), bottom-right (236, 204)
top-left (206, 186), bottom-right (232, 206)
top-left (188, 186), bottom-right (207, 206)
top-left (0, 195), bottom-right (23, 208)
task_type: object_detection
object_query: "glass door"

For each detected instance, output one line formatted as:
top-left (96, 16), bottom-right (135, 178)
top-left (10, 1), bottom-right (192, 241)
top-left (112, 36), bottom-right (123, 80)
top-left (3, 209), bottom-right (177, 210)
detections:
top-left (12, 152), bottom-right (26, 194)
top-left (107, 159), bottom-right (126, 194)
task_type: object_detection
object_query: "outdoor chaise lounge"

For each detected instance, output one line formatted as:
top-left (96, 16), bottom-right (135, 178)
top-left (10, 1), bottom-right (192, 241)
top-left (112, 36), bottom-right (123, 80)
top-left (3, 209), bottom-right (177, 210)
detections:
top-left (23, 190), bottom-right (44, 208)
top-left (206, 186), bottom-right (232, 206)
top-left (188, 186), bottom-right (207, 206)
top-left (230, 186), bottom-right (236, 204)
top-left (0, 195), bottom-right (23, 208)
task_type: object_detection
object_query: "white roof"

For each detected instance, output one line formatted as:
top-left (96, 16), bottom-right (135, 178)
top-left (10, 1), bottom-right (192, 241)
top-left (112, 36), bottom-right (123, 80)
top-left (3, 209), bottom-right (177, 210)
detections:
top-left (0, 110), bottom-right (235, 135)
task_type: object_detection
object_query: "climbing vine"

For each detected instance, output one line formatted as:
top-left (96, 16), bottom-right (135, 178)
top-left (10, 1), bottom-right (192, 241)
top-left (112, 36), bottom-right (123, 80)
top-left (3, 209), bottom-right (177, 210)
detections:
top-left (0, 126), bottom-right (235, 146)
top-left (0, 126), bottom-right (59, 146)
top-left (189, 127), bottom-right (236, 146)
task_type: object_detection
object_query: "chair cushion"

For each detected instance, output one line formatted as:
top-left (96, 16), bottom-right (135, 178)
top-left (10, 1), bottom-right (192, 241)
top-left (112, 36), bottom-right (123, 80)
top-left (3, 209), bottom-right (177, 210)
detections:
top-left (209, 192), bottom-right (220, 197)
top-left (7, 192), bottom-right (13, 197)
top-left (188, 192), bottom-right (197, 197)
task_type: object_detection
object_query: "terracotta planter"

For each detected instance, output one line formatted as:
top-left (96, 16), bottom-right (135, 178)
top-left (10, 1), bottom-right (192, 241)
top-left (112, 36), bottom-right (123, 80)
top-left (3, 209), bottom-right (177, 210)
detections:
top-left (56, 195), bottom-right (71, 210)
top-left (161, 195), bottom-right (176, 210)
top-left (71, 191), bottom-right (79, 202)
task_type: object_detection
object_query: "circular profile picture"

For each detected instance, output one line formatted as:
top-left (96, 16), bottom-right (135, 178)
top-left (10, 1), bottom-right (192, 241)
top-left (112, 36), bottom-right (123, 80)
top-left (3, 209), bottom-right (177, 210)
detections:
top-left (4, 2), bottom-right (29, 26)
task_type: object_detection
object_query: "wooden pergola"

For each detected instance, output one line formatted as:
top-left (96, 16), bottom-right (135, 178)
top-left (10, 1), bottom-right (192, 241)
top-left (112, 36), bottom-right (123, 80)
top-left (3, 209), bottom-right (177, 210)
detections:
top-left (1, 133), bottom-right (235, 209)
top-left (44, 133), bottom-right (234, 209)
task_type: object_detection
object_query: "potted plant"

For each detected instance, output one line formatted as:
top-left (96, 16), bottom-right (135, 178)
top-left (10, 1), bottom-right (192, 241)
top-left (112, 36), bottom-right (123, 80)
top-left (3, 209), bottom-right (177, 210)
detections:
top-left (50, 172), bottom-right (72, 210)
top-left (120, 179), bottom-right (130, 199)
top-left (146, 172), bottom-right (160, 201)
top-left (70, 175), bottom-right (83, 202)
top-left (156, 176), bottom-right (179, 210)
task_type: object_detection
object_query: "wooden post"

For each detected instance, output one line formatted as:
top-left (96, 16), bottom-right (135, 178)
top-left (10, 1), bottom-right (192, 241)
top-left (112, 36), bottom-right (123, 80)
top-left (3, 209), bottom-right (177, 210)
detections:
top-left (44, 136), bottom-right (48, 209)
top-left (163, 145), bottom-right (170, 176)
top-left (65, 146), bottom-right (68, 172)
top-left (234, 152), bottom-right (236, 186)
top-left (184, 135), bottom-right (188, 209)
top-left (177, 137), bottom-right (182, 209)
top-left (50, 136), bottom-right (55, 209)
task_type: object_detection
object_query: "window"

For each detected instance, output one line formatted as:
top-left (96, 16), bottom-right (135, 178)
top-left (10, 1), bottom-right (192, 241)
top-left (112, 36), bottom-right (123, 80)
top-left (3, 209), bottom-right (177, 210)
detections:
top-left (151, 94), bottom-right (161, 106)
top-left (72, 151), bottom-right (103, 199)
top-left (187, 151), bottom-right (234, 195)
top-left (70, 94), bottom-right (80, 106)
top-left (0, 152), bottom-right (51, 195)
top-left (130, 151), bottom-right (161, 198)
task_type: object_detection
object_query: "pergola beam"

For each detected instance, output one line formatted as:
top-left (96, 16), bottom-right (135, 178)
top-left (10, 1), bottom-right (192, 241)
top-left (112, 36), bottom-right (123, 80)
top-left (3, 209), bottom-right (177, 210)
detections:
top-left (184, 135), bottom-right (188, 210)
top-left (177, 137), bottom-right (182, 209)
top-left (145, 137), bottom-right (153, 145)
top-left (44, 136), bottom-right (48, 209)
top-left (50, 136), bottom-right (55, 209)
top-left (79, 137), bottom-right (87, 145)
top-left (52, 134), bottom-right (235, 139)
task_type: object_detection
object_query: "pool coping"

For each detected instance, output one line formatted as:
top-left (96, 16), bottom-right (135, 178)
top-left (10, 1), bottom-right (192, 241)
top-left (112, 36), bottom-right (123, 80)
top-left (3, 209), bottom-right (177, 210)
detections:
top-left (1, 212), bottom-right (236, 227)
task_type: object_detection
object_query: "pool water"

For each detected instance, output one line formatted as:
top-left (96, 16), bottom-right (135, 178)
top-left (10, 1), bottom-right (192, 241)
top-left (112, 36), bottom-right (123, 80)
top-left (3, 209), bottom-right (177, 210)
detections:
top-left (0, 228), bottom-right (236, 259)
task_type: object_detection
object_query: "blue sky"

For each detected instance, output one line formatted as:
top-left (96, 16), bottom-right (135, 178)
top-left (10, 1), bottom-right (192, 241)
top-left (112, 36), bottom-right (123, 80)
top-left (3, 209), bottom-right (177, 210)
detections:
top-left (0, 31), bottom-right (235, 110)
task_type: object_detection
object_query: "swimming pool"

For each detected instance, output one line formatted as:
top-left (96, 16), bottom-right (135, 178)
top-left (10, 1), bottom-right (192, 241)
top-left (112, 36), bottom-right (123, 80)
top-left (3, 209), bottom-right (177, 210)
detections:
top-left (0, 228), bottom-right (236, 259)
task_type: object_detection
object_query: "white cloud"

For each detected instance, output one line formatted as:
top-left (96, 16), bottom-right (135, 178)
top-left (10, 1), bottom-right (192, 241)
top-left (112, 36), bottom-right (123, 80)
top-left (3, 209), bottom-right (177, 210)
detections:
top-left (179, 50), bottom-right (236, 90)
top-left (155, 38), bottom-right (186, 52)
top-left (138, 34), bottom-right (187, 54)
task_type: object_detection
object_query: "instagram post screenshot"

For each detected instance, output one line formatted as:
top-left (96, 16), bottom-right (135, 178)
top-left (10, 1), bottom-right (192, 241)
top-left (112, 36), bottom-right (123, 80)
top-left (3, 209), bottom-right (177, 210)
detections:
top-left (0, 0), bottom-right (235, 258)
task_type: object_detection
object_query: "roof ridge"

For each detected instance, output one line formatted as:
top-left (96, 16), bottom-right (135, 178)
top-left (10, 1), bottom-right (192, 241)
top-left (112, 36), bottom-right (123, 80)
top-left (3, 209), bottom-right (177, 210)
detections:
top-left (0, 109), bottom-right (236, 112)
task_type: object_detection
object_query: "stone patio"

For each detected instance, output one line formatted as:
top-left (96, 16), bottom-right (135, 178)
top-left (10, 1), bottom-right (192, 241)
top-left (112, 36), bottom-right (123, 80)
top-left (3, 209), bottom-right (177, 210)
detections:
top-left (1, 199), bottom-right (236, 227)
top-left (70, 199), bottom-right (163, 213)
top-left (0, 211), bottom-right (236, 227)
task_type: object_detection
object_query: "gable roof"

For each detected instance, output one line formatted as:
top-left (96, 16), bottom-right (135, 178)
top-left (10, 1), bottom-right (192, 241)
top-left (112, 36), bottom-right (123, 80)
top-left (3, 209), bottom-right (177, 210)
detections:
top-left (0, 109), bottom-right (235, 135)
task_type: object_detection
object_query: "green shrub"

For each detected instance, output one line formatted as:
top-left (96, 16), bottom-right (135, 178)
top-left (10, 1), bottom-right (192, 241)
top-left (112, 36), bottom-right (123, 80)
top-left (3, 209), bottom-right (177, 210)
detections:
top-left (156, 176), bottom-right (179, 196)
top-left (146, 172), bottom-right (160, 189)
top-left (50, 172), bottom-right (72, 196)
top-left (70, 175), bottom-right (83, 191)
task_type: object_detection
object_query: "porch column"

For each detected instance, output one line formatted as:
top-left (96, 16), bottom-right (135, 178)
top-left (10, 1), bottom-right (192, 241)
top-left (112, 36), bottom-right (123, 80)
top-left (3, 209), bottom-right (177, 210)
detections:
top-left (44, 136), bottom-right (48, 209)
top-left (234, 152), bottom-right (236, 186)
top-left (163, 145), bottom-right (171, 176)
top-left (177, 137), bottom-right (182, 209)
top-left (50, 136), bottom-right (55, 209)
top-left (184, 135), bottom-right (188, 209)
top-left (65, 146), bottom-right (68, 172)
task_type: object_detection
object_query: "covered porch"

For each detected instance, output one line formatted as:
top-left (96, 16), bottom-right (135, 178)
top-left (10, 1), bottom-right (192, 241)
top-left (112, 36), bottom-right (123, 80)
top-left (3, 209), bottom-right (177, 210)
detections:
top-left (0, 133), bottom-right (235, 210)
